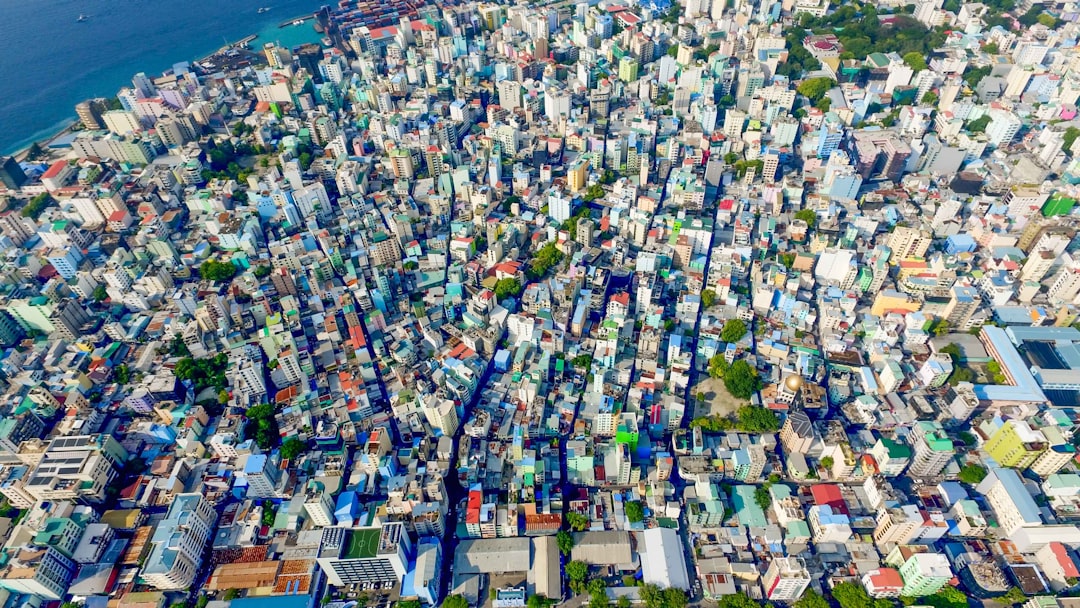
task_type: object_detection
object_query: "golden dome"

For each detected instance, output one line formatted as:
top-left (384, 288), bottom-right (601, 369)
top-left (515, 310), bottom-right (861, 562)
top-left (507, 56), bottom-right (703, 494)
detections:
top-left (784, 375), bottom-right (804, 393)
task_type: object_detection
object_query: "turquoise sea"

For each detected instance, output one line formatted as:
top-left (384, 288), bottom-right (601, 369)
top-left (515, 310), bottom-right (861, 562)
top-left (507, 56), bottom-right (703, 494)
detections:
top-left (0, 0), bottom-right (327, 154)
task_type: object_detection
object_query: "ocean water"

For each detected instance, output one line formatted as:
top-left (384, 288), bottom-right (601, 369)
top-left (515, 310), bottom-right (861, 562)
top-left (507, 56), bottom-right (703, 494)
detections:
top-left (0, 0), bottom-right (327, 154)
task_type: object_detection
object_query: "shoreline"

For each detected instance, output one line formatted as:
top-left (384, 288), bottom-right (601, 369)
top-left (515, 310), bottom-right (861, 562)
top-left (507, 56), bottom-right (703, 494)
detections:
top-left (2, 4), bottom-right (326, 160)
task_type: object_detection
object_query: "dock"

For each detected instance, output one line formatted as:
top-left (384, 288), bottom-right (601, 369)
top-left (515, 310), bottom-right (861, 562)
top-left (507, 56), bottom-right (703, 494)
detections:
top-left (278, 13), bottom-right (315, 28)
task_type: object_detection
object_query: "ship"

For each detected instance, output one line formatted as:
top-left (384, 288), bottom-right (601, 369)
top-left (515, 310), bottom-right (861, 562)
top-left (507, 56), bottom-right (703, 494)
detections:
top-left (76, 14), bottom-right (88, 22)
top-left (292, 18), bottom-right (306, 25)
top-left (257, 7), bottom-right (271, 13)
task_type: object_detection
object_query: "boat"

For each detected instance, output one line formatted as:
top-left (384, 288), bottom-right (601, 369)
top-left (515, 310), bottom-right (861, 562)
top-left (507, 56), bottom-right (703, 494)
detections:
top-left (321, 36), bottom-right (333, 47)
top-left (292, 18), bottom-right (305, 25)
top-left (257, 7), bottom-right (271, 13)
top-left (76, 14), bottom-right (88, 22)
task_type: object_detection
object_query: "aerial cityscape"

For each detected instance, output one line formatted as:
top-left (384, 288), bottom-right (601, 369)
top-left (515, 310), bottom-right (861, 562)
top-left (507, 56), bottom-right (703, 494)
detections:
top-left (2, 1), bottom-right (1080, 608)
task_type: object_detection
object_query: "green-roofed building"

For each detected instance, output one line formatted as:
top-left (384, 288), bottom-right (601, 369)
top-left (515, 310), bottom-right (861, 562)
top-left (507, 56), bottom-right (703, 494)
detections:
top-left (870, 437), bottom-right (913, 477)
top-left (909, 421), bottom-right (955, 477)
top-left (731, 485), bottom-right (768, 528)
top-left (316, 523), bottom-right (410, 587)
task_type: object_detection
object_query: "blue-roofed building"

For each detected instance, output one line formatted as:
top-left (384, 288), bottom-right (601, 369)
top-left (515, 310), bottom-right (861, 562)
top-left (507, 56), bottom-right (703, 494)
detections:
top-left (944, 234), bottom-right (978, 255)
top-left (335, 491), bottom-right (359, 526)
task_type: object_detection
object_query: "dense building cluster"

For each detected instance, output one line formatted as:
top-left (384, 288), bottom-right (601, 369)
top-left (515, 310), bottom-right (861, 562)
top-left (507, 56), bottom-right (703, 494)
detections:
top-left (5, 0), bottom-right (1080, 608)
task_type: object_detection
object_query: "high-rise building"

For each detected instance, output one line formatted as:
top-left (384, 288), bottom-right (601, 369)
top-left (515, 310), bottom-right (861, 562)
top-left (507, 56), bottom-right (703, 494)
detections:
top-left (908, 421), bottom-right (955, 477)
top-left (763, 557), bottom-right (811, 601)
top-left (816, 112), bottom-right (844, 159)
top-left (317, 524), bottom-right (412, 587)
top-left (567, 157), bottom-right (588, 192)
top-left (984, 418), bottom-right (1048, 469)
top-left (977, 467), bottom-right (1043, 536)
top-left (0, 157), bottom-right (27, 191)
top-left (887, 226), bottom-right (932, 260)
top-left (242, 453), bottom-right (282, 498)
top-left (141, 493), bottom-right (217, 590)
top-left (897, 553), bottom-right (952, 597)
top-left (75, 100), bottom-right (104, 129)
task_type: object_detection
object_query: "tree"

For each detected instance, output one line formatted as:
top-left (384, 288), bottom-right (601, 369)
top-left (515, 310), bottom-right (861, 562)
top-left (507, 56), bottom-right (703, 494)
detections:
top-left (556, 530), bottom-right (575, 556)
top-left (92, 285), bottom-right (108, 303)
top-left (794, 208), bottom-right (817, 228)
top-left (922, 91), bottom-right (939, 105)
top-left (794, 590), bottom-right (830, 608)
top-left (721, 319), bottom-right (747, 343)
top-left (617, 597), bottom-right (632, 608)
top-left (114, 364), bottom-right (130, 385)
top-left (797, 77), bottom-right (835, 103)
top-left (640, 584), bottom-right (665, 608)
top-left (968, 115), bottom-right (991, 133)
top-left (906, 586), bottom-right (967, 608)
top-left (986, 360), bottom-right (1006, 384)
top-left (528, 597), bottom-right (555, 608)
top-left (903, 52), bottom-right (928, 72)
top-left (755, 485), bottom-right (772, 510)
top-left (589, 580), bottom-right (610, 608)
top-left (21, 193), bottom-right (54, 220)
top-left (1064, 127), bottom-right (1080, 153)
top-left (200, 260), bottom-right (238, 282)
top-left (661, 589), bottom-right (688, 608)
top-left (396, 602), bottom-right (422, 608)
top-left (444, 596), bottom-right (469, 608)
top-left (701, 289), bottom-right (718, 309)
top-left (280, 437), bottom-right (307, 461)
top-left (725, 361), bottom-right (763, 400)
top-left (716, 592), bottom-right (761, 608)
top-left (723, 152), bottom-right (739, 164)
top-left (736, 405), bottom-right (779, 432)
top-left (1000, 587), bottom-right (1027, 606)
top-left (223, 589), bottom-right (241, 601)
top-left (252, 265), bottom-right (272, 278)
top-left (566, 512), bottom-right (590, 532)
top-left (625, 501), bottom-right (645, 523)
top-left (709, 354), bottom-right (730, 379)
top-left (566, 560), bottom-right (589, 593)
top-left (821, 456), bottom-right (835, 469)
top-left (494, 278), bottom-right (523, 302)
top-left (833, 582), bottom-right (875, 608)
top-left (958, 463), bottom-right (988, 485)
top-left (195, 596), bottom-right (209, 608)
top-left (244, 402), bottom-right (281, 450)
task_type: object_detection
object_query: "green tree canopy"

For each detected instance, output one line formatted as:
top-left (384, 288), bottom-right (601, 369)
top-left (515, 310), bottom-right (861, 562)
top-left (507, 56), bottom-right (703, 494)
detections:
top-left (725, 361), bottom-right (763, 400)
top-left (736, 405), bottom-right (779, 432)
top-left (200, 260), bottom-right (238, 282)
top-left (494, 278), bottom-right (523, 301)
top-left (566, 512), bottom-right (590, 532)
top-left (556, 530), bottom-right (574, 556)
top-left (794, 208), bottom-right (817, 227)
top-left (794, 590), bottom-right (830, 608)
top-left (721, 319), bottom-right (747, 343)
top-left (701, 289), bottom-right (718, 309)
top-left (903, 51), bottom-right (928, 71)
top-left (797, 77), bottom-right (836, 103)
top-left (443, 596), bottom-right (469, 608)
top-left (708, 354), bottom-right (730, 379)
top-left (958, 463), bottom-right (988, 485)
top-left (625, 500), bottom-right (645, 523)
top-left (968, 115), bottom-right (991, 133)
top-left (280, 437), bottom-right (307, 461)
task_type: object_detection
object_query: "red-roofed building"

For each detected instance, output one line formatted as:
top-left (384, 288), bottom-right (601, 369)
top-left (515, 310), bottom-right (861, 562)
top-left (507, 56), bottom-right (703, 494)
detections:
top-left (810, 484), bottom-right (848, 515)
top-left (861, 567), bottom-right (904, 598)
top-left (1037, 542), bottom-right (1080, 591)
